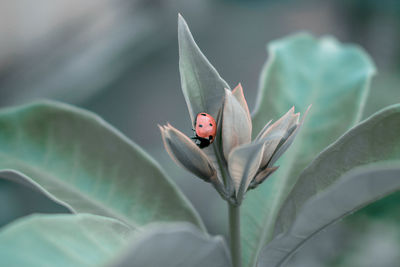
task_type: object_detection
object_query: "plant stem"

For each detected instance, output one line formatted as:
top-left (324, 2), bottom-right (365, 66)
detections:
top-left (229, 203), bottom-right (241, 267)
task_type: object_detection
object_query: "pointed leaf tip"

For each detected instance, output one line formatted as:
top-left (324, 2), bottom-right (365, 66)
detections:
top-left (178, 14), bottom-right (229, 125)
top-left (178, 13), bottom-right (188, 31)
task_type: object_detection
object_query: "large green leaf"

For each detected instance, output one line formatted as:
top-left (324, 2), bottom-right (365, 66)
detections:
top-left (0, 214), bottom-right (132, 267)
top-left (274, 104), bottom-right (400, 236)
top-left (178, 14), bottom-right (230, 125)
top-left (257, 162), bottom-right (400, 267)
top-left (109, 223), bottom-right (232, 267)
top-left (0, 101), bottom-right (204, 230)
top-left (243, 33), bottom-right (375, 267)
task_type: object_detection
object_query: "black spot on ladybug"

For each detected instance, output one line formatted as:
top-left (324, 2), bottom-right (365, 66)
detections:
top-left (199, 124), bottom-right (203, 127)
top-left (209, 135), bottom-right (213, 140)
top-left (209, 123), bottom-right (212, 126)
top-left (201, 113), bottom-right (206, 116)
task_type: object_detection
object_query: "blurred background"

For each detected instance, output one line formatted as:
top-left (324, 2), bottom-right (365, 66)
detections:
top-left (0, 0), bottom-right (400, 266)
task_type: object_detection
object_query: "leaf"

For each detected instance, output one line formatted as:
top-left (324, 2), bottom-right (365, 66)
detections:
top-left (0, 173), bottom-right (70, 227)
top-left (257, 162), bottom-right (400, 267)
top-left (108, 222), bottom-right (232, 267)
top-left (178, 14), bottom-right (230, 125)
top-left (0, 101), bottom-right (204, 230)
top-left (252, 33), bottom-right (375, 134)
top-left (243, 33), bottom-right (375, 267)
top-left (0, 214), bottom-right (132, 266)
top-left (177, 15), bottom-right (230, 193)
top-left (274, 104), bottom-right (400, 235)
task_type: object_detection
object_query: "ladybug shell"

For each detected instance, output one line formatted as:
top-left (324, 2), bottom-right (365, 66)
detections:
top-left (195, 113), bottom-right (217, 142)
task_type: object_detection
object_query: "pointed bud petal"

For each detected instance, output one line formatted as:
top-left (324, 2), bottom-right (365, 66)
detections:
top-left (222, 89), bottom-right (252, 160)
top-left (248, 166), bottom-right (279, 190)
top-left (159, 124), bottom-right (216, 182)
top-left (227, 142), bottom-right (264, 203)
top-left (255, 120), bottom-right (272, 141)
top-left (268, 105), bottom-right (311, 167)
top-left (259, 107), bottom-right (300, 169)
top-left (232, 83), bottom-right (252, 125)
top-left (258, 107), bottom-right (298, 140)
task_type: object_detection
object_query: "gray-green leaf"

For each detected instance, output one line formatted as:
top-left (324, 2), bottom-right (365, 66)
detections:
top-left (0, 214), bottom-right (132, 267)
top-left (274, 103), bottom-right (400, 236)
top-left (0, 101), bottom-right (204, 230)
top-left (243, 33), bottom-right (375, 267)
top-left (178, 14), bottom-right (230, 125)
top-left (257, 162), bottom-right (400, 267)
top-left (109, 222), bottom-right (232, 267)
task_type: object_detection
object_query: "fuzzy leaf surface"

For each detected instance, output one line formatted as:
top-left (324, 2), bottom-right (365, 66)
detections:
top-left (274, 104), bottom-right (400, 236)
top-left (178, 14), bottom-right (230, 125)
top-left (243, 33), bottom-right (375, 267)
top-left (257, 162), bottom-right (400, 266)
top-left (0, 214), bottom-right (131, 267)
top-left (109, 223), bottom-right (232, 267)
top-left (0, 101), bottom-right (204, 230)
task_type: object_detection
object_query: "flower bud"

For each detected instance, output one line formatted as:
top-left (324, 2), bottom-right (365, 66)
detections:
top-left (267, 105), bottom-right (311, 168)
top-left (222, 88), bottom-right (252, 160)
top-left (248, 166), bottom-right (279, 190)
top-left (228, 142), bottom-right (264, 203)
top-left (258, 107), bottom-right (300, 170)
top-left (159, 124), bottom-right (216, 182)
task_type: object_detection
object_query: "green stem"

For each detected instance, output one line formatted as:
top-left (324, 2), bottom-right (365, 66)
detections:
top-left (229, 203), bottom-right (241, 267)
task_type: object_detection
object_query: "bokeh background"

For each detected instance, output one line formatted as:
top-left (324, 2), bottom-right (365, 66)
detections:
top-left (1, 0), bottom-right (400, 266)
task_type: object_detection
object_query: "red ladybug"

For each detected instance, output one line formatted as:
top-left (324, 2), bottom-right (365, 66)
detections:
top-left (192, 113), bottom-right (217, 148)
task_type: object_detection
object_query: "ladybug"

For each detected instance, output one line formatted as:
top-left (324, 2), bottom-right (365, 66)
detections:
top-left (191, 113), bottom-right (217, 148)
